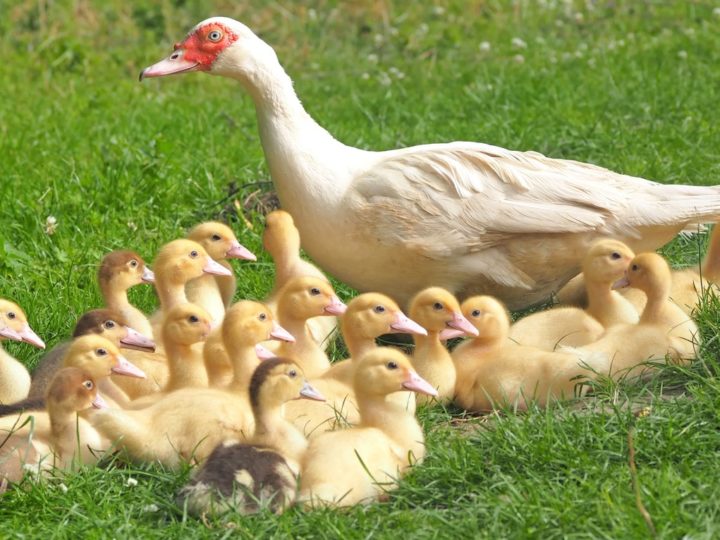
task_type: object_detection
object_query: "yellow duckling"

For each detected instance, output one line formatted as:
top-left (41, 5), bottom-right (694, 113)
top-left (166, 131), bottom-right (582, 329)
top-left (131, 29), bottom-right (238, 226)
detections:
top-left (0, 299), bottom-right (45, 404)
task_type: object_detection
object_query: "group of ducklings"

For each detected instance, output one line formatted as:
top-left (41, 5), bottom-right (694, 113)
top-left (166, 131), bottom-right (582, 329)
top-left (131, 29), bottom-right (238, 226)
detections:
top-left (0, 210), bottom-right (717, 515)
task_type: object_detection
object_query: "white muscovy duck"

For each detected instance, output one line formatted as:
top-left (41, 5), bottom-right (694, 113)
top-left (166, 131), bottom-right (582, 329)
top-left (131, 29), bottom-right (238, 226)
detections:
top-left (139, 17), bottom-right (720, 310)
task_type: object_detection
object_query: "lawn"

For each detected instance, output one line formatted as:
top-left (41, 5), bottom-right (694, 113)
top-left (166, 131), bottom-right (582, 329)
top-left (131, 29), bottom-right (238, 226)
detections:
top-left (1, 0), bottom-right (720, 537)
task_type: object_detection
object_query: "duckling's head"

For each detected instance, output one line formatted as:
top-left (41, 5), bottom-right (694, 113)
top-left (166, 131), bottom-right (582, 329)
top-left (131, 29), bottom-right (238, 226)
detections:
top-left (162, 303), bottom-right (214, 347)
top-left (624, 253), bottom-right (672, 296)
top-left (353, 348), bottom-right (438, 397)
top-left (582, 239), bottom-right (635, 284)
top-left (45, 367), bottom-right (107, 413)
top-left (154, 239), bottom-right (233, 285)
top-left (72, 309), bottom-right (155, 352)
top-left (408, 287), bottom-right (478, 339)
top-left (98, 250), bottom-right (155, 292)
top-left (341, 293), bottom-right (426, 340)
top-left (63, 335), bottom-right (146, 380)
top-left (249, 357), bottom-right (325, 413)
top-left (456, 296), bottom-right (511, 344)
top-left (277, 277), bottom-right (346, 321)
top-left (187, 222), bottom-right (256, 261)
top-left (222, 301), bottom-right (294, 350)
top-left (263, 210), bottom-right (300, 259)
top-left (0, 298), bottom-right (45, 349)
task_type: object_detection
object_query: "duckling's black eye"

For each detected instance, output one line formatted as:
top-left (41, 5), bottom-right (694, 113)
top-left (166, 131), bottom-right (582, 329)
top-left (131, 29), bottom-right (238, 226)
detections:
top-left (96, 348), bottom-right (107, 356)
top-left (83, 380), bottom-right (94, 390)
top-left (129, 260), bottom-right (138, 268)
top-left (310, 288), bottom-right (321, 296)
top-left (211, 234), bottom-right (221, 241)
top-left (189, 315), bottom-right (199, 323)
top-left (190, 250), bottom-right (199, 258)
top-left (373, 305), bottom-right (386, 314)
top-left (258, 313), bottom-right (267, 321)
top-left (611, 252), bottom-right (621, 260)
top-left (471, 310), bottom-right (481, 317)
top-left (386, 361), bottom-right (398, 370)
top-left (208, 30), bottom-right (223, 42)
top-left (7, 312), bottom-right (15, 320)
top-left (433, 302), bottom-right (443, 311)
top-left (104, 320), bottom-right (116, 329)
top-left (288, 369), bottom-right (297, 378)
top-left (631, 264), bottom-right (639, 271)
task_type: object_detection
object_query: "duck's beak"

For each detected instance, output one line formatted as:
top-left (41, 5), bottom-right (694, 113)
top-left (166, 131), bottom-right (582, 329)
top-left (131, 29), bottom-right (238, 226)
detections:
top-left (299, 381), bottom-right (325, 402)
top-left (139, 50), bottom-right (199, 81)
top-left (255, 344), bottom-right (275, 360)
top-left (0, 326), bottom-right (22, 341)
top-left (444, 311), bottom-right (479, 338)
top-left (612, 273), bottom-right (631, 289)
top-left (226, 241), bottom-right (257, 261)
top-left (389, 312), bottom-right (427, 336)
top-left (269, 322), bottom-right (295, 343)
top-left (438, 328), bottom-right (466, 341)
top-left (120, 326), bottom-right (156, 352)
top-left (141, 266), bottom-right (156, 284)
top-left (402, 370), bottom-right (438, 396)
top-left (203, 257), bottom-right (233, 276)
top-left (19, 323), bottom-right (45, 349)
top-left (324, 296), bottom-right (347, 316)
top-left (92, 392), bottom-right (110, 410)
top-left (112, 355), bottom-right (147, 379)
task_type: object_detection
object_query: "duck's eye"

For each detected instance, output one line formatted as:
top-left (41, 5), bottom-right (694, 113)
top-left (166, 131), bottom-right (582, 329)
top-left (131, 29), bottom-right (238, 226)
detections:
top-left (170, 51), bottom-right (181, 60)
top-left (288, 369), bottom-right (297, 378)
top-left (7, 312), bottom-right (15, 320)
top-left (96, 348), bottom-right (108, 356)
top-left (189, 315), bottom-right (199, 323)
top-left (258, 313), bottom-right (267, 321)
top-left (631, 264), bottom-right (639, 271)
top-left (611, 252), bottom-right (621, 260)
top-left (471, 309), bottom-right (481, 317)
top-left (386, 361), bottom-right (398, 370)
top-left (373, 305), bottom-right (386, 314)
top-left (104, 320), bottom-right (116, 329)
top-left (433, 302), bottom-right (443, 311)
top-left (83, 380), bottom-right (94, 390)
top-left (208, 30), bottom-right (223, 42)
top-left (211, 234), bottom-right (221, 241)
top-left (190, 250), bottom-right (199, 258)
top-left (310, 288), bottom-right (321, 296)
top-left (129, 259), bottom-right (138, 268)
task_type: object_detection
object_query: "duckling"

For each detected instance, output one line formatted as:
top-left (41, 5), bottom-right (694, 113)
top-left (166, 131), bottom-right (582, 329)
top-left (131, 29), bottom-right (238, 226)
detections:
top-left (176, 358), bottom-right (324, 517)
top-left (263, 210), bottom-right (337, 349)
top-left (451, 296), bottom-right (604, 412)
top-left (273, 276), bottom-right (347, 378)
top-left (299, 348), bottom-right (437, 507)
top-left (98, 250), bottom-right (155, 339)
top-left (407, 287), bottom-right (477, 405)
top-left (574, 253), bottom-right (700, 378)
top-left (0, 367), bottom-right (108, 482)
top-left (0, 299), bottom-right (45, 405)
top-left (125, 304), bottom-right (214, 409)
top-left (186, 222), bottom-right (256, 322)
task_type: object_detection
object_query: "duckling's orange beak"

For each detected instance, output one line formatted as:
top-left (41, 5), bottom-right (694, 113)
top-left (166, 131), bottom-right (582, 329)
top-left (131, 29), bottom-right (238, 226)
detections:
top-left (203, 257), bottom-right (233, 276)
top-left (324, 296), bottom-right (347, 316)
top-left (255, 344), bottom-right (275, 360)
top-left (120, 326), bottom-right (156, 352)
top-left (402, 370), bottom-right (438, 397)
top-left (112, 355), bottom-right (147, 379)
top-left (389, 312), bottom-right (427, 336)
top-left (92, 392), bottom-right (110, 410)
top-left (141, 266), bottom-right (156, 283)
top-left (0, 326), bottom-right (22, 341)
top-left (226, 241), bottom-right (257, 261)
top-left (269, 322), bottom-right (295, 343)
top-left (19, 323), bottom-right (45, 349)
top-left (299, 381), bottom-right (325, 402)
top-left (612, 273), bottom-right (631, 289)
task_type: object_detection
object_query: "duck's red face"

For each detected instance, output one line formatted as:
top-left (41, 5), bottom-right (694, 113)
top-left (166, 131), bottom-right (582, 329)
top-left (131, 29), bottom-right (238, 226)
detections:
top-left (140, 22), bottom-right (239, 80)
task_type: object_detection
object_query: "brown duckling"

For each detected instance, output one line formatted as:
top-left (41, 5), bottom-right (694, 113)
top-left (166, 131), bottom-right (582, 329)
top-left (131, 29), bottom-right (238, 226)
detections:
top-left (0, 299), bottom-right (45, 405)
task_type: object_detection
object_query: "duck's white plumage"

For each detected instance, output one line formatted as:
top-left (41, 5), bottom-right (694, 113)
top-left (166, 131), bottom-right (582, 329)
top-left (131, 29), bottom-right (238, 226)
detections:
top-left (141, 17), bottom-right (720, 309)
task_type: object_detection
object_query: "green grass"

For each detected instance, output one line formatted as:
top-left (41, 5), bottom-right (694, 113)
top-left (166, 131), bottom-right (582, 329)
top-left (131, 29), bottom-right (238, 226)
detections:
top-left (2, 0), bottom-right (720, 537)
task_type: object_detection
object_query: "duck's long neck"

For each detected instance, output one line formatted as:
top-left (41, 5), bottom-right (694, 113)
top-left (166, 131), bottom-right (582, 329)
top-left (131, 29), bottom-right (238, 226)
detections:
top-left (639, 286), bottom-right (670, 325)
top-left (413, 332), bottom-right (451, 368)
top-left (101, 281), bottom-right (130, 314)
top-left (277, 313), bottom-right (329, 376)
top-left (164, 340), bottom-right (208, 391)
top-left (49, 406), bottom-right (79, 448)
top-left (97, 377), bottom-right (132, 408)
top-left (343, 327), bottom-right (376, 361)
top-left (155, 277), bottom-right (189, 312)
top-left (228, 344), bottom-right (260, 394)
top-left (252, 401), bottom-right (307, 469)
top-left (585, 281), bottom-right (616, 324)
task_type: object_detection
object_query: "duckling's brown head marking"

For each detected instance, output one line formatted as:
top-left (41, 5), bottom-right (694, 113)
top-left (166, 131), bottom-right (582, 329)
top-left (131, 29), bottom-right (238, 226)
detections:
top-left (98, 250), bottom-right (152, 290)
top-left (582, 239), bottom-right (635, 284)
top-left (73, 309), bottom-right (155, 352)
top-left (45, 367), bottom-right (102, 413)
top-left (249, 358), bottom-right (319, 411)
top-left (188, 222), bottom-right (255, 261)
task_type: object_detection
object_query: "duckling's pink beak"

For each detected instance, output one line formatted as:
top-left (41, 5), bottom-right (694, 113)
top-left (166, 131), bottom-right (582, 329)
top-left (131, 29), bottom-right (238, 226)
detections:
top-left (255, 344), bottom-right (275, 360)
top-left (19, 323), bottom-right (45, 349)
top-left (226, 241), bottom-right (257, 261)
top-left (402, 370), bottom-right (438, 397)
top-left (141, 266), bottom-right (156, 283)
top-left (112, 355), bottom-right (147, 379)
top-left (139, 51), bottom-right (200, 81)
top-left (269, 322), bottom-right (295, 343)
top-left (299, 381), bottom-right (325, 402)
top-left (92, 392), bottom-right (110, 410)
top-left (203, 258), bottom-right (233, 276)
top-left (389, 312), bottom-right (427, 336)
top-left (612, 273), bottom-right (631, 289)
top-left (0, 326), bottom-right (22, 341)
top-left (121, 326), bottom-right (156, 352)
top-left (442, 311), bottom-right (479, 339)
top-left (324, 296), bottom-right (347, 316)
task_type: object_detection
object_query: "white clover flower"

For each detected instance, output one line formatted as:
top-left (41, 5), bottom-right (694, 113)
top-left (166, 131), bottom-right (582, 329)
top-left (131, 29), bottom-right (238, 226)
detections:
top-left (126, 477), bottom-right (138, 487)
top-left (308, 8), bottom-right (317, 21)
top-left (45, 215), bottom-right (58, 235)
top-left (143, 504), bottom-right (159, 513)
top-left (367, 53), bottom-right (379, 64)
top-left (479, 41), bottom-right (491, 52)
top-left (511, 37), bottom-right (527, 49)
top-left (432, 6), bottom-right (446, 15)
top-left (58, 482), bottom-right (68, 493)
top-left (513, 54), bottom-right (525, 64)
top-left (374, 34), bottom-right (384, 46)
top-left (678, 50), bottom-right (688, 59)
top-left (361, 72), bottom-right (370, 80)
top-left (388, 67), bottom-right (405, 79)
top-left (378, 72), bottom-right (392, 86)
top-left (714, 7), bottom-right (720, 17)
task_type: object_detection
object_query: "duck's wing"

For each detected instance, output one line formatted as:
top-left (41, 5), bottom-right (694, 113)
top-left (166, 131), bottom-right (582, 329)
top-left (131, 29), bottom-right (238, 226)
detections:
top-left (350, 142), bottom-right (720, 258)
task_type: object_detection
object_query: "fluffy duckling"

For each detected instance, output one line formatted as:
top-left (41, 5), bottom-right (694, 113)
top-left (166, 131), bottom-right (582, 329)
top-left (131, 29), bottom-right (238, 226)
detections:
top-left (451, 296), bottom-right (603, 412)
top-left (176, 358), bottom-right (324, 517)
top-left (263, 210), bottom-right (337, 349)
top-left (575, 253), bottom-right (700, 378)
top-left (186, 221), bottom-right (256, 323)
top-left (274, 276), bottom-right (347, 378)
top-left (0, 299), bottom-right (45, 404)
top-left (408, 287), bottom-right (477, 405)
top-left (299, 348), bottom-right (437, 507)
top-left (0, 367), bottom-right (108, 482)
top-left (98, 250), bottom-right (155, 339)
top-left (126, 304), bottom-right (214, 409)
